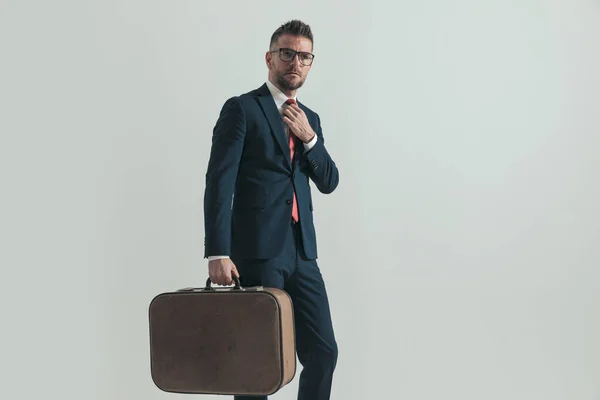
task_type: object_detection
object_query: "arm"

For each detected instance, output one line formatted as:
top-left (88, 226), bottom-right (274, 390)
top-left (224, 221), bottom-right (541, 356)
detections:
top-left (203, 97), bottom-right (246, 258)
top-left (302, 113), bottom-right (339, 194)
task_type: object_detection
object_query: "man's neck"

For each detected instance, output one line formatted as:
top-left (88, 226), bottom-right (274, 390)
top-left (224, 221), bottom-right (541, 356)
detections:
top-left (268, 78), bottom-right (296, 98)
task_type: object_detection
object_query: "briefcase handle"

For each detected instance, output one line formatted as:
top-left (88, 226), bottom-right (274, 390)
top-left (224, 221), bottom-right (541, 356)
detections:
top-left (204, 275), bottom-right (242, 290)
top-left (177, 276), bottom-right (245, 292)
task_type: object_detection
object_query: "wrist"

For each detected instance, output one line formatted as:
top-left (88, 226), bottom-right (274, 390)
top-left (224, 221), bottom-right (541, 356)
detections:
top-left (208, 255), bottom-right (229, 261)
top-left (303, 132), bottom-right (316, 143)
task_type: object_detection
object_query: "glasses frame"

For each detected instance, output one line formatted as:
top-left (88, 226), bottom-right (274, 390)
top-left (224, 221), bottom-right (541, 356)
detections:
top-left (269, 48), bottom-right (315, 66)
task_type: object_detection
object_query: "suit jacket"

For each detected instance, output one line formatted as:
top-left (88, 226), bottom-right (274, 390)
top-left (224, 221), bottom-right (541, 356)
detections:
top-left (203, 83), bottom-right (339, 260)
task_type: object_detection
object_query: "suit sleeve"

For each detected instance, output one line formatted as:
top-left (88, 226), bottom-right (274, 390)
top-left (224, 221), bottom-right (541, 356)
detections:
top-left (203, 97), bottom-right (246, 258)
top-left (303, 112), bottom-right (339, 194)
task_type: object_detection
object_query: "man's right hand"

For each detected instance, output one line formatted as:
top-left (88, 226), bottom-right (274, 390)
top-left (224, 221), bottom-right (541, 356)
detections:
top-left (208, 258), bottom-right (240, 286)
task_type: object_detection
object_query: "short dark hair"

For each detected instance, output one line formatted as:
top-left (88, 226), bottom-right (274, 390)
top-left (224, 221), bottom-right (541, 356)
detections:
top-left (269, 20), bottom-right (313, 50)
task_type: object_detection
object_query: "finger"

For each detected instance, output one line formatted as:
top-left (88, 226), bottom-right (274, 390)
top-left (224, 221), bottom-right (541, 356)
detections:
top-left (289, 104), bottom-right (304, 116)
top-left (284, 104), bottom-right (301, 115)
top-left (286, 105), bottom-right (301, 117)
top-left (284, 113), bottom-right (303, 128)
top-left (282, 109), bottom-right (295, 120)
top-left (283, 115), bottom-right (295, 126)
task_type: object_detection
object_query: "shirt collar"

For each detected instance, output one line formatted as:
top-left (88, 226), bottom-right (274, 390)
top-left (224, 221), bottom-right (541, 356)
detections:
top-left (266, 79), bottom-right (297, 110)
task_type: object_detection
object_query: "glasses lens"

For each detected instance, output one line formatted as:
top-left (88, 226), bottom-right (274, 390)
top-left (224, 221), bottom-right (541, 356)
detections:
top-left (279, 49), bottom-right (296, 62)
top-left (299, 54), bottom-right (313, 65)
top-left (278, 49), bottom-right (313, 65)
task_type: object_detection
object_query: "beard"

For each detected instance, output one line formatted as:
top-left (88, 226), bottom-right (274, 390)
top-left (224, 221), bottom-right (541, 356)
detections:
top-left (275, 71), bottom-right (305, 91)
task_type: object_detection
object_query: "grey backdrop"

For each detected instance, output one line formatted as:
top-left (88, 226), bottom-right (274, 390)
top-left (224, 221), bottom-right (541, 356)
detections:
top-left (1, 0), bottom-right (599, 399)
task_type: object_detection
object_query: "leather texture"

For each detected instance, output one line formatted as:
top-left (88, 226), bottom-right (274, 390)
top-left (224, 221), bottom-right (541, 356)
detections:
top-left (148, 285), bottom-right (296, 396)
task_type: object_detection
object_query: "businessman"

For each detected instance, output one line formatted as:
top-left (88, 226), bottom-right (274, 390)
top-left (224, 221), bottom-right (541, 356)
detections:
top-left (203, 20), bottom-right (339, 400)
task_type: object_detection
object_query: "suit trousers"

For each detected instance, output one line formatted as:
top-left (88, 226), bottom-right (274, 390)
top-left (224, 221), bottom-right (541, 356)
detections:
top-left (231, 220), bottom-right (338, 400)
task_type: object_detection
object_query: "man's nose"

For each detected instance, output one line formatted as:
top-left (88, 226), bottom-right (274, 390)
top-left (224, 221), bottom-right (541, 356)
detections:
top-left (290, 54), bottom-right (302, 67)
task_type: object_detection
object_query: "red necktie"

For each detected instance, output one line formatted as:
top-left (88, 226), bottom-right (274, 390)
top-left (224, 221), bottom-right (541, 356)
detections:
top-left (285, 98), bottom-right (299, 222)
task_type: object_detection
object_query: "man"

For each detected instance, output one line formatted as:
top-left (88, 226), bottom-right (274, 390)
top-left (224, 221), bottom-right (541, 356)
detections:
top-left (203, 20), bottom-right (339, 400)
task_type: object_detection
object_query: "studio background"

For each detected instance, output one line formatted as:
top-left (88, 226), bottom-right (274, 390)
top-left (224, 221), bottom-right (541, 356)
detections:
top-left (1, 0), bottom-right (599, 399)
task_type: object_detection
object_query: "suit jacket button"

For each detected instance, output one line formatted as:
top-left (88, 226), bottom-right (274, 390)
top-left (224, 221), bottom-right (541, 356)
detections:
top-left (286, 200), bottom-right (292, 204)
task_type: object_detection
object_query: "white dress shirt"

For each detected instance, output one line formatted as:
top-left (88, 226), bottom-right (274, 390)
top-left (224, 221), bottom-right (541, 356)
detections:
top-left (207, 81), bottom-right (317, 261)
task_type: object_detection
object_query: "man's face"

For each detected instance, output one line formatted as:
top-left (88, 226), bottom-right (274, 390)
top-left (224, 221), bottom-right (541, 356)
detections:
top-left (266, 34), bottom-right (313, 92)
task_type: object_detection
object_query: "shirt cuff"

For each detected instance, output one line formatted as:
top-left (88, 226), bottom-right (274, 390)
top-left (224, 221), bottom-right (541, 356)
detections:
top-left (303, 133), bottom-right (317, 151)
top-left (208, 255), bottom-right (230, 261)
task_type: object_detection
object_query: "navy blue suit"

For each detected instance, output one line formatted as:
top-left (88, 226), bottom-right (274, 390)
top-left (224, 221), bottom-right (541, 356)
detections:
top-left (203, 83), bottom-right (339, 399)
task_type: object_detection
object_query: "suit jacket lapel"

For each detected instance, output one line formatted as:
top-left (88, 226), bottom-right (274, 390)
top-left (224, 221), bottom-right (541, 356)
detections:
top-left (257, 85), bottom-right (291, 170)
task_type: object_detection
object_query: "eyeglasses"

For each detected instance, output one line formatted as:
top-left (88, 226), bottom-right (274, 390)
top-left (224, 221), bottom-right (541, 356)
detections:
top-left (269, 48), bottom-right (315, 66)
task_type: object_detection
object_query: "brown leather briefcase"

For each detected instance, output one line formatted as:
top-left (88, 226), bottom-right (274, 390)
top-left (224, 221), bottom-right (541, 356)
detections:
top-left (148, 276), bottom-right (296, 396)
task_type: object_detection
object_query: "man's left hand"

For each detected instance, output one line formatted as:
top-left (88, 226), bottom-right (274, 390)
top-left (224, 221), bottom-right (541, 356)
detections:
top-left (283, 104), bottom-right (316, 143)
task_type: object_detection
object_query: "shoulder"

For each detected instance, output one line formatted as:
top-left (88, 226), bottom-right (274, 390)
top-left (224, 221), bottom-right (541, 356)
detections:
top-left (238, 85), bottom-right (263, 101)
top-left (217, 85), bottom-right (263, 113)
top-left (221, 84), bottom-right (266, 109)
